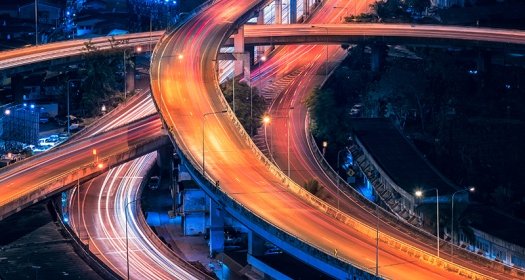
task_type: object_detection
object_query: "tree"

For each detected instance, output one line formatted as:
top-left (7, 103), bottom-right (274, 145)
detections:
top-left (79, 50), bottom-right (122, 116)
top-left (220, 78), bottom-right (267, 135)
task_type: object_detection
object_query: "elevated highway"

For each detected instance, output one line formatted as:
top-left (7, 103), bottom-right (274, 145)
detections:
top-left (150, 0), bottom-right (525, 279)
top-left (0, 114), bottom-right (168, 220)
top-left (2, 24), bottom-right (525, 77)
top-left (3, 11), bottom-right (524, 280)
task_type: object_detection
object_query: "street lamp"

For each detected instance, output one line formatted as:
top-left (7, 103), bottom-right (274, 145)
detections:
top-left (202, 110), bottom-right (227, 178)
top-left (322, 141), bottom-right (328, 156)
top-left (311, 25), bottom-right (328, 77)
top-left (250, 55), bottom-right (266, 136)
top-left (451, 186), bottom-right (475, 259)
top-left (336, 148), bottom-right (346, 210)
top-left (125, 197), bottom-right (141, 280)
top-left (123, 49), bottom-right (127, 99)
top-left (286, 106), bottom-right (293, 178)
top-left (264, 106), bottom-right (294, 177)
top-left (263, 115), bottom-right (271, 156)
top-left (35, 0), bottom-right (38, 45)
top-left (415, 188), bottom-right (440, 258)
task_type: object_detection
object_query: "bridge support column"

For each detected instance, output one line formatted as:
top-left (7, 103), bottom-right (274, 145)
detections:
top-left (275, 0), bottom-right (283, 24)
top-left (303, 0), bottom-right (309, 19)
top-left (233, 26), bottom-right (245, 77)
top-left (248, 230), bottom-right (266, 257)
top-left (370, 44), bottom-right (387, 72)
top-left (477, 50), bottom-right (491, 74)
top-left (289, 0), bottom-right (297, 23)
top-left (157, 145), bottom-right (174, 207)
top-left (126, 68), bottom-right (135, 95)
top-left (11, 74), bottom-right (24, 103)
top-left (209, 197), bottom-right (225, 257)
top-left (256, 9), bottom-right (266, 63)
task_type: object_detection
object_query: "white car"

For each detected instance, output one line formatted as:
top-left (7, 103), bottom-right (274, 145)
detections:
top-left (38, 138), bottom-right (55, 147)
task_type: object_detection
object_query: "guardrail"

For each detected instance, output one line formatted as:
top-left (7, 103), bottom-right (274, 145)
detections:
top-left (52, 199), bottom-right (122, 280)
top-left (305, 116), bottom-right (525, 278)
top-left (149, 0), bottom-right (518, 278)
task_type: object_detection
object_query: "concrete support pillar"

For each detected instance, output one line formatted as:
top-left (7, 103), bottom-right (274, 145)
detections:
top-left (248, 230), bottom-right (266, 257)
top-left (209, 197), bottom-right (225, 257)
top-left (233, 26), bottom-right (245, 77)
top-left (249, 46), bottom-right (256, 67)
top-left (477, 50), bottom-right (491, 74)
top-left (370, 44), bottom-right (387, 72)
top-left (303, 0), bottom-right (309, 18)
top-left (289, 0), bottom-right (297, 23)
top-left (126, 67), bottom-right (135, 94)
top-left (256, 9), bottom-right (266, 60)
top-left (11, 74), bottom-right (24, 103)
top-left (275, 0), bottom-right (283, 24)
top-left (257, 8), bottom-right (264, 24)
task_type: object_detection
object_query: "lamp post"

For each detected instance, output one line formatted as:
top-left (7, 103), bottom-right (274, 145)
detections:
top-left (451, 186), bottom-right (475, 259)
top-left (67, 81), bottom-right (70, 136)
top-left (202, 110), bottom-right (227, 178)
top-left (322, 141), bottom-right (328, 156)
top-left (125, 197), bottom-right (141, 280)
top-left (415, 188), bottom-right (440, 258)
top-left (286, 106), bottom-right (294, 178)
top-left (65, 79), bottom-right (81, 136)
top-left (311, 25), bottom-right (328, 77)
top-left (250, 55), bottom-right (266, 136)
top-left (35, 0), bottom-right (38, 45)
top-left (263, 115), bottom-right (271, 157)
top-left (232, 73), bottom-right (235, 114)
top-left (336, 148), bottom-right (346, 210)
top-left (375, 196), bottom-right (379, 277)
top-left (123, 49), bottom-right (127, 99)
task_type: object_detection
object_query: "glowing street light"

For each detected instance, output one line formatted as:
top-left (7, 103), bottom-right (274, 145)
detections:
top-left (322, 140), bottom-right (328, 156)
top-left (451, 186), bottom-right (475, 259)
top-left (415, 188), bottom-right (440, 258)
top-left (178, 54), bottom-right (184, 60)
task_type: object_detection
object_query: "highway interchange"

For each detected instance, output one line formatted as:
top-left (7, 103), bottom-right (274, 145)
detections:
top-left (2, 0), bottom-right (525, 278)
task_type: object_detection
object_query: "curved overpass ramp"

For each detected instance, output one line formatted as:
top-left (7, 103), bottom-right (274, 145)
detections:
top-left (1, 19), bottom-right (525, 280)
top-left (150, 1), bottom-right (522, 279)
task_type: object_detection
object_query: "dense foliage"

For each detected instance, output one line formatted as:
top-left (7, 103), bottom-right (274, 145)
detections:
top-left (220, 78), bottom-right (267, 136)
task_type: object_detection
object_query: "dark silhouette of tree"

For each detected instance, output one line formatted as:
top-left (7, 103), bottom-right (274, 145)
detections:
top-left (220, 78), bottom-right (267, 135)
